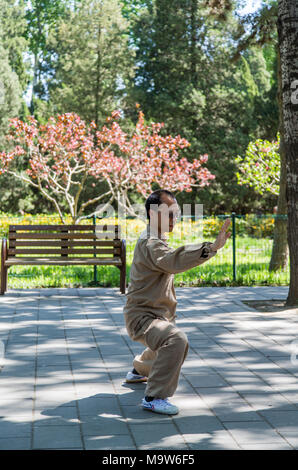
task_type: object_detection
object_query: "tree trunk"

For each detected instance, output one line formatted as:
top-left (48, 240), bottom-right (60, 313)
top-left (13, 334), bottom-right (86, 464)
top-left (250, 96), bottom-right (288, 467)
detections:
top-left (30, 6), bottom-right (42, 115)
top-left (95, 23), bottom-right (102, 128)
top-left (269, 45), bottom-right (289, 271)
top-left (277, 1), bottom-right (298, 307)
top-left (189, 0), bottom-right (199, 210)
top-left (190, 0), bottom-right (198, 88)
top-left (30, 52), bottom-right (38, 115)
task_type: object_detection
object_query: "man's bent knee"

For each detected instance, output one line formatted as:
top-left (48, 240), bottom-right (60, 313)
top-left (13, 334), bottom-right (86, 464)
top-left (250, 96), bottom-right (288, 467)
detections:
top-left (143, 320), bottom-right (188, 353)
top-left (172, 329), bottom-right (189, 351)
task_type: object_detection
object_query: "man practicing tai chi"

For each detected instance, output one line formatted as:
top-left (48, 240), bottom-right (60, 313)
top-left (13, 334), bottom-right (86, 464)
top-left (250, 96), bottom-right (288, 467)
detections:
top-left (123, 189), bottom-right (231, 415)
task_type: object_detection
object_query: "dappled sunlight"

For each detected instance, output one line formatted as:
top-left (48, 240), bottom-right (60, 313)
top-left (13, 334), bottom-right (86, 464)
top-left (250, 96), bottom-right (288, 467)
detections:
top-left (87, 435), bottom-right (115, 441)
top-left (98, 413), bottom-right (124, 420)
top-left (171, 395), bottom-right (209, 410)
top-left (0, 415), bottom-right (32, 424)
top-left (138, 433), bottom-right (187, 450)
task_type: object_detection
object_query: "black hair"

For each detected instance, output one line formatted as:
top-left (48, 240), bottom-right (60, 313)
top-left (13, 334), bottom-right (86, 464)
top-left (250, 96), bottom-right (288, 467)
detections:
top-left (145, 189), bottom-right (176, 221)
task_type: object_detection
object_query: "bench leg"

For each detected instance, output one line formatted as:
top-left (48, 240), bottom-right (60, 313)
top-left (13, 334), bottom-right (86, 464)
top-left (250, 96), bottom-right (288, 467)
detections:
top-left (0, 266), bottom-right (8, 295)
top-left (120, 265), bottom-right (126, 294)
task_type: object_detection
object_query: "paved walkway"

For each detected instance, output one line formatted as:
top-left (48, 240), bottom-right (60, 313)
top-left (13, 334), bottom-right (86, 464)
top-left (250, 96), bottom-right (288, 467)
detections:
top-left (0, 286), bottom-right (297, 450)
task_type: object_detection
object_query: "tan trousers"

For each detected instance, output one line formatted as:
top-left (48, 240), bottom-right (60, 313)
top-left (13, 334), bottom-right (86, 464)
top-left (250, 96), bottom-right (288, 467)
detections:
top-left (132, 318), bottom-right (189, 399)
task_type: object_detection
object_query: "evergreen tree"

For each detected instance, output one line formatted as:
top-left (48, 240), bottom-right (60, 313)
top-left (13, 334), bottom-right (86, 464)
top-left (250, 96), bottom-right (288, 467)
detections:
top-left (45, 0), bottom-right (135, 127)
top-left (24, 0), bottom-right (69, 114)
top-left (0, 44), bottom-right (22, 149)
top-left (0, 42), bottom-right (33, 214)
top-left (0, 0), bottom-right (29, 92)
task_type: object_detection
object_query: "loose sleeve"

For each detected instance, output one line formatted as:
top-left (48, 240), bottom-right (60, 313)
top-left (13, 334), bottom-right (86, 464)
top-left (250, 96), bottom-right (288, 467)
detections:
top-left (146, 239), bottom-right (217, 274)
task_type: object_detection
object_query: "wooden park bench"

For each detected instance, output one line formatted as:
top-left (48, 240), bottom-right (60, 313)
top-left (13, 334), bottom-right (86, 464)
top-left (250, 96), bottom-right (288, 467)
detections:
top-left (0, 224), bottom-right (126, 295)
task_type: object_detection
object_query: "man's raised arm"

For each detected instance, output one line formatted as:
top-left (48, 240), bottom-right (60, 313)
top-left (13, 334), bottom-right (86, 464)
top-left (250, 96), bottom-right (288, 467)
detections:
top-left (146, 239), bottom-right (217, 274)
top-left (146, 218), bottom-right (231, 274)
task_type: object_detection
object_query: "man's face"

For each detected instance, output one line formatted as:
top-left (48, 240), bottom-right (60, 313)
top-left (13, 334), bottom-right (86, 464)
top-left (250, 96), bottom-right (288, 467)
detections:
top-left (149, 194), bottom-right (180, 234)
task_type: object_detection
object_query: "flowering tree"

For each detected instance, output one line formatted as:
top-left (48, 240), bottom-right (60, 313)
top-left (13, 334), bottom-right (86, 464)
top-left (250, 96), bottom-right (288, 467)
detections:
top-left (235, 133), bottom-right (280, 196)
top-left (0, 107), bottom-right (215, 223)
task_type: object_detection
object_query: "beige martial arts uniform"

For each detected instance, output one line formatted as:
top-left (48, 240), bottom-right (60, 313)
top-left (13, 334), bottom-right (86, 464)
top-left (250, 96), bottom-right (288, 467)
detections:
top-left (123, 225), bottom-right (217, 399)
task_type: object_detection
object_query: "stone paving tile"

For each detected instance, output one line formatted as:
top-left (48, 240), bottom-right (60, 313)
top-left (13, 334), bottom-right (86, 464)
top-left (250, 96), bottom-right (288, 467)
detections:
top-left (218, 374), bottom-right (271, 392)
top-left (172, 378), bottom-right (195, 395)
top-left (276, 431), bottom-right (298, 449)
top-left (171, 395), bottom-right (212, 412)
top-left (37, 356), bottom-right (70, 366)
top-left (117, 391), bottom-right (147, 406)
top-left (36, 366), bottom-right (73, 379)
top-left (182, 432), bottom-right (241, 450)
top-left (0, 419), bottom-right (32, 438)
top-left (77, 396), bottom-right (121, 416)
top-left (129, 423), bottom-right (188, 449)
top-left (32, 424), bottom-right (82, 449)
top-left (223, 420), bottom-right (290, 445)
top-left (34, 400), bottom-right (76, 411)
top-left (241, 391), bottom-right (298, 411)
top-left (193, 385), bottom-right (240, 399)
top-left (35, 389), bottom-right (77, 402)
top-left (257, 410), bottom-right (298, 428)
top-left (1, 363), bottom-right (36, 378)
top-left (174, 414), bottom-right (226, 435)
top-left (239, 442), bottom-right (293, 449)
top-left (34, 405), bottom-right (79, 426)
top-left (0, 398), bottom-right (34, 416)
top-left (215, 410), bottom-right (264, 422)
top-left (0, 437), bottom-right (31, 450)
top-left (183, 373), bottom-right (230, 388)
top-left (80, 415), bottom-right (129, 435)
top-left (268, 357), bottom-right (298, 374)
top-left (0, 387), bottom-right (34, 399)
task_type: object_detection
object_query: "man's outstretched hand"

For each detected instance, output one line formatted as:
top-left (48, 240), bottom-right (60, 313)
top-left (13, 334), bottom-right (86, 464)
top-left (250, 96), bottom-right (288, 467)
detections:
top-left (211, 218), bottom-right (231, 251)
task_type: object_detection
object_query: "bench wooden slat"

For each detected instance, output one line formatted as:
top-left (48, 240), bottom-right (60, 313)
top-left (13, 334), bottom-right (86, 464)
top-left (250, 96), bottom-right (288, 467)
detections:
top-left (9, 224), bottom-right (120, 231)
top-left (8, 248), bottom-right (120, 255)
top-left (5, 257), bottom-right (122, 266)
top-left (12, 240), bottom-right (121, 247)
top-left (9, 232), bottom-right (119, 240)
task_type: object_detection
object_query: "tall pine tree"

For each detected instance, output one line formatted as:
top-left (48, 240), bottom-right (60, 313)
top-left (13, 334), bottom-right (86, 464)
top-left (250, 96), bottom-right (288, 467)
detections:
top-left (46, 0), bottom-right (135, 127)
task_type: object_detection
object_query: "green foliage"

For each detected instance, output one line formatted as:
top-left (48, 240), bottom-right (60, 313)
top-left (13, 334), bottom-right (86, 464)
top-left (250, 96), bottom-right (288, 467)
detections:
top-left (0, 0), bottom-right (29, 91)
top-left (235, 133), bottom-right (280, 196)
top-left (45, 0), bottom-right (135, 126)
top-left (0, 44), bottom-right (22, 150)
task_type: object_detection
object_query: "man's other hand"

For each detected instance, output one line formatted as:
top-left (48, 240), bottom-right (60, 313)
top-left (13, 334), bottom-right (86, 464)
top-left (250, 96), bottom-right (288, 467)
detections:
top-left (211, 218), bottom-right (231, 251)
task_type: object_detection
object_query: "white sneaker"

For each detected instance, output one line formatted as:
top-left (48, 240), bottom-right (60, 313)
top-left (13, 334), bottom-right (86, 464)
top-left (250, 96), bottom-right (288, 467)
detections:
top-left (125, 370), bottom-right (147, 383)
top-left (141, 397), bottom-right (179, 415)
